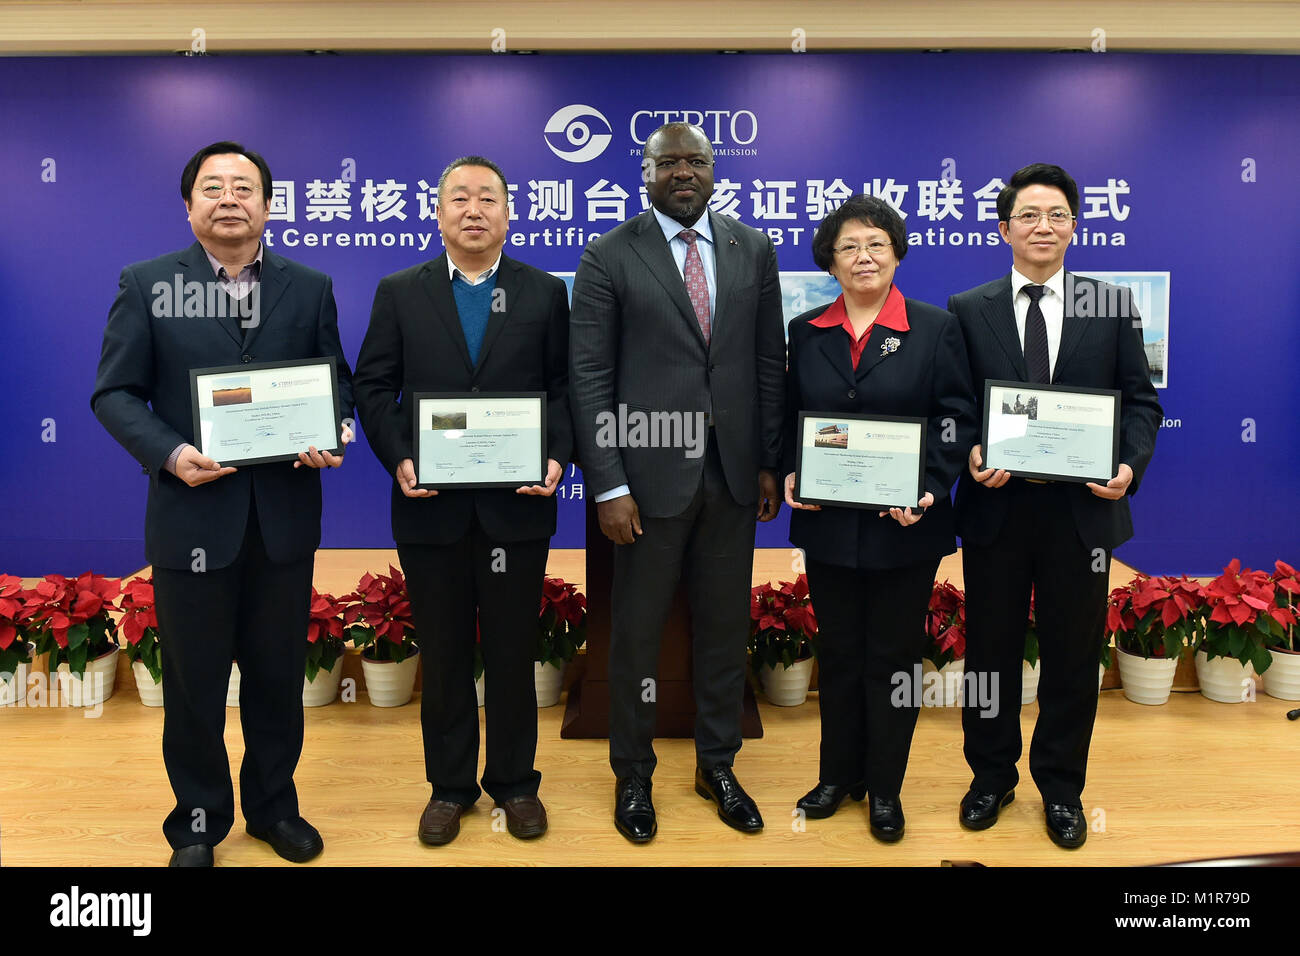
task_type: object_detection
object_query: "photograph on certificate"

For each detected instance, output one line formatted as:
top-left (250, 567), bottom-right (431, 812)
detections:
top-left (794, 412), bottom-right (925, 511)
top-left (983, 380), bottom-right (1120, 484)
top-left (414, 392), bottom-right (546, 489)
top-left (191, 358), bottom-right (341, 467)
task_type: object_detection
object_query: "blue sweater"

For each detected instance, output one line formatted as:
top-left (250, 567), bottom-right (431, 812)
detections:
top-left (451, 274), bottom-right (499, 366)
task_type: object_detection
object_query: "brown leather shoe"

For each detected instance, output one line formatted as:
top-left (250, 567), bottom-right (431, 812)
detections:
top-left (496, 795), bottom-right (548, 839)
top-left (418, 799), bottom-right (466, 846)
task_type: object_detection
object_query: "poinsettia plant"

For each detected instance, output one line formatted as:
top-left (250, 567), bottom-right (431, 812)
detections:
top-left (0, 574), bottom-right (35, 682)
top-left (306, 588), bottom-right (348, 682)
top-left (1271, 560), bottom-right (1299, 653)
top-left (749, 574), bottom-right (818, 672)
top-left (537, 577), bottom-right (587, 668)
top-left (924, 580), bottom-right (965, 668)
top-left (1106, 574), bottom-right (1204, 660)
top-left (342, 566), bottom-right (417, 662)
top-left (26, 573), bottom-right (121, 679)
top-left (1199, 559), bottom-right (1292, 673)
top-left (117, 576), bottom-right (162, 683)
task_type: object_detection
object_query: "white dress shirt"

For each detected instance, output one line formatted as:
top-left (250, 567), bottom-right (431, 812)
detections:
top-left (1010, 266), bottom-right (1066, 381)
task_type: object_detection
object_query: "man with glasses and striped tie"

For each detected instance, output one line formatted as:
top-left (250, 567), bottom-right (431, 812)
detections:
top-left (947, 163), bottom-right (1161, 849)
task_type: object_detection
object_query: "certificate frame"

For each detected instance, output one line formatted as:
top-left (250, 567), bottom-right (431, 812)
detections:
top-left (189, 356), bottom-right (342, 468)
top-left (980, 380), bottom-right (1121, 484)
top-left (793, 411), bottom-right (926, 511)
top-left (411, 391), bottom-right (547, 490)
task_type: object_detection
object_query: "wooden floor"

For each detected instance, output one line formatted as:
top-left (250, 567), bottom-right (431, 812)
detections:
top-left (4, 549), bottom-right (1299, 867)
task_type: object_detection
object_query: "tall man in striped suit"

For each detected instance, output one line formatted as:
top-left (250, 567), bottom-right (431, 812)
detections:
top-left (569, 123), bottom-right (786, 843)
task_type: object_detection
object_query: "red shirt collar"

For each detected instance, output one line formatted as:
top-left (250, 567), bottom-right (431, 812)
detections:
top-left (810, 284), bottom-right (909, 337)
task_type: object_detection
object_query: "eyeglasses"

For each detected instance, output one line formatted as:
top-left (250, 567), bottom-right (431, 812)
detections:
top-left (198, 182), bottom-right (261, 201)
top-left (833, 240), bottom-right (892, 258)
top-left (1007, 209), bottom-right (1075, 227)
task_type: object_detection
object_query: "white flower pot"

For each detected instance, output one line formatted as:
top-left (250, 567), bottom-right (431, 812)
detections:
top-left (1098, 662), bottom-right (1107, 692)
top-left (1, 644), bottom-right (33, 706)
top-left (1262, 646), bottom-right (1300, 701)
top-left (227, 661), bottom-right (241, 707)
top-left (55, 645), bottom-right (120, 707)
top-left (475, 673), bottom-right (485, 707)
top-left (535, 661), bottom-right (565, 708)
top-left (362, 648), bottom-right (420, 707)
top-left (131, 660), bottom-right (164, 707)
top-left (1021, 659), bottom-right (1041, 705)
top-left (1195, 650), bottom-right (1255, 703)
top-left (302, 656), bottom-right (344, 707)
top-left (1116, 647), bottom-right (1178, 705)
top-left (760, 657), bottom-right (814, 706)
top-left (921, 658), bottom-right (964, 707)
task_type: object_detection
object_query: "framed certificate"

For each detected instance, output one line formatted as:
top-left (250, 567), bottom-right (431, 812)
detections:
top-left (981, 380), bottom-right (1121, 484)
top-left (189, 357), bottom-right (342, 467)
top-left (793, 412), bottom-right (926, 510)
top-left (412, 392), bottom-right (547, 490)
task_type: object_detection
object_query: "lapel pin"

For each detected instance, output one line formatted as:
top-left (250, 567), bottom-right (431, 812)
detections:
top-left (881, 336), bottom-right (901, 357)
top-left (729, 238), bottom-right (738, 245)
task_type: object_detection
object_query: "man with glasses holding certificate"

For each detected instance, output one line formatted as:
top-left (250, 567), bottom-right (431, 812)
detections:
top-left (948, 163), bottom-right (1161, 848)
top-left (92, 141), bottom-right (354, 866)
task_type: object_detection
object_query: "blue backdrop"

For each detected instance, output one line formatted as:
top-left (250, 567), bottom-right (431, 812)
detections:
top-left (1, 52), bottom-right (1296, 577)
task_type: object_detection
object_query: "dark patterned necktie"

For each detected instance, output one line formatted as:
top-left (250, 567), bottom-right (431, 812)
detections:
top-left (1023, 284), bottom-right (1050, 383)
top-left (678, 229), bottom-right (711, 343)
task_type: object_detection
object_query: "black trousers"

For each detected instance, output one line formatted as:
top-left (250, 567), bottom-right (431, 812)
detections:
top-left (608, 433), bottom-right (756, 780)
top-left (152, 503), bottom-right (313, 850)
top-left (398, 523), bottom-right (549, 806)
top-left (961, 479), bottom-right (1110, 805)
top-left (804, 557), bottom-right (940, 798)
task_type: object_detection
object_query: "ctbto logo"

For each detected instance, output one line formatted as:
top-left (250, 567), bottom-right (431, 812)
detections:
top-left (544, 105), bottom-right (613, 163)
top-left (629, 109), bottom-right (758, 146)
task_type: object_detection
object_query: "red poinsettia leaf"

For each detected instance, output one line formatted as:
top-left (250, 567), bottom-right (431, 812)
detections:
top-left (1228, 602), bottom-right (1253, 625)
top-left (1240, 594), bottom-right (1270, 611)
top-left (1161, 601), bottom-right (1183, 629)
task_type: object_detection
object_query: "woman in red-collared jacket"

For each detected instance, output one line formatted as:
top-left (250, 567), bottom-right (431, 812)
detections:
top-left (783, 194), bottom-right (976, 842)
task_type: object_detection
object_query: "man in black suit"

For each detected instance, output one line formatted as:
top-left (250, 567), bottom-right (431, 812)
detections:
top-left (352, 156), bottom-right (570, 846)
top-left (569, 123), bottom-right (785, 842)
top-left (92, 141), bottom-right (354, 866)
top-left (948, 163), bottom-right (1161, 848)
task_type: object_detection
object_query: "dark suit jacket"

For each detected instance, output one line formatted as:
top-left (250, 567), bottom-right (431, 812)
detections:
top-left (91, 241), bottom-right (354, 571)
top-left (568, 210), bottom-right (786, 516)
top-left (948, 272), bottom-right (1162, 551)
top-left (352, 253), bottom-right (572, 545)
top-left (783, 296), bottom-right (977, 570)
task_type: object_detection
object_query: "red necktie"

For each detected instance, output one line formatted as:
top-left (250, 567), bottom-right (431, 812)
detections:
top-left (678, 229), bottom-right (711, 343)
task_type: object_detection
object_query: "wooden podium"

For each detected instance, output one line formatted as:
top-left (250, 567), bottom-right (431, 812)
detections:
top-left (561, 496), bottom-right (763, 739)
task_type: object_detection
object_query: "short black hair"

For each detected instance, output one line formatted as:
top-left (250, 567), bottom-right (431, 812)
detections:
top-left (181, 141), bottom-right (272, 202)
top-left (810, 194), bottom-right (908, 272)
top-left (996, 163), bottom-right (1080, 220)
top-left (437, 155), bottom-right (509, 198)
top-left (641, 123), bottom-right (713, 163)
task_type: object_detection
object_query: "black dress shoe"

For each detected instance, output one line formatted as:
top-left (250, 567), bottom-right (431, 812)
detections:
top-left (868, 795), bottom-right (905, 842)
top-left (1044, 803), bottom-right (1087, 849)
top-left (246, 816), bottom-right (324, 863)
top-left (796, 781), bottom-right (867, 820)
top-left (959, 788), bottom-right (1015, 831)
top-left (614, 775), bottom-right (657, 843)
top-left (695, 765), bottom-right (763, 833)
top-left (168, 844), bottom-right (213, 867)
